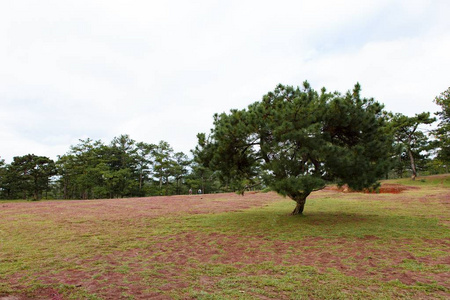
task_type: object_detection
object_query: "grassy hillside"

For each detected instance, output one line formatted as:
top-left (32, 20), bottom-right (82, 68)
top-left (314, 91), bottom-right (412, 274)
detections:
top-left (0, 175), bottom-right (449, 299)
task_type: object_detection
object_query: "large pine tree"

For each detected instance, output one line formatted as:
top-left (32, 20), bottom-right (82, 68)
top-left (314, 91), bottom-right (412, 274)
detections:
top-left (202, 82), bottom-right (393, 214)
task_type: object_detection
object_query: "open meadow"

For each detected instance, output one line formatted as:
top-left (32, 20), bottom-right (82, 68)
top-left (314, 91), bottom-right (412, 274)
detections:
top-left (0, 175), bottom-right (449, 299)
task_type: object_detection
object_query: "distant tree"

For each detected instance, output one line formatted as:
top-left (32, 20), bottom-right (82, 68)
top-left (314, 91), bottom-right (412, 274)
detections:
top-left (391, 112), bottom-right (435, 180)
top-left (186, 162), bottom-right (219, 195)
top-left (0, 157), bottom-right (6, 198)
top-left (55, 154), bottom-right (77, 199)
top-left (109, 135), bottom-right (136, 169)
top-left (6, 154), bottom-right (56, 200)
top-left (135, 142), bottom-right (156, 195)
top-left (1, 164), bottom-right (23, 199)
top-left (57, 137), bottom-right (157, 199)
top-left (57, 139), bottom-right (106, 199)
top-left (152, 141), bottom-right (174, 195)
top-left (202, 82), bottom-right (392, 214)
top-left (29, 155), bottom-right (57, 200)
top-left (172, 151), bottom-right (191, 195)
top-left (0, 157), bottom-right (4, 180)
top-left (190, 133), bottom-right (220, 194)
top-left (433, 87), bottom-right (450, 166)
top-left (106, 134), bottom-right (139, 197)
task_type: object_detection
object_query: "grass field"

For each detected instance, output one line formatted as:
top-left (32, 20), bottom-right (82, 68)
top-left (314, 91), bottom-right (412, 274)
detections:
top-left (0, 175), bottom-right (449, 299)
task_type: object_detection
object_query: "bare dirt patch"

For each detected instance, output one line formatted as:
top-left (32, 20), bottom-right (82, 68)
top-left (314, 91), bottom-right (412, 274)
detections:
top-left (0, 192), bottom-right (281, 222)
top-left (21, 232), bottom-right (449, 299)
top-left (325, 183), bottom-right (419, 194)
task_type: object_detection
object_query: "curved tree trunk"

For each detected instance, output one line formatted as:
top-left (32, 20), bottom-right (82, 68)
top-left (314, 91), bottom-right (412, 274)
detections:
top-left (290, 193), bottom-right (309, 215)
top-left (408, 148), bottom-right (417, 180)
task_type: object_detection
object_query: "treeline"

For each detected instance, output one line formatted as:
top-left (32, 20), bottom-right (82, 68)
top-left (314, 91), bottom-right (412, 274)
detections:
top-left (388, 87), bottom-right (449, 178)
top-left (0, 86), bottom-right (449, 201)
top-left (0, 135), bottom-right (221, 200)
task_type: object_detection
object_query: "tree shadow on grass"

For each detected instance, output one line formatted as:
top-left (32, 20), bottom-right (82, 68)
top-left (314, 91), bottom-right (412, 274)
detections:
top-left (188, 207), bottom-right (444, 240)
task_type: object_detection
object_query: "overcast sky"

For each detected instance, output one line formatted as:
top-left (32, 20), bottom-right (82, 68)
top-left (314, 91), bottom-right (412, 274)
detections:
top-left (1, 0), bottom-right (449, 163)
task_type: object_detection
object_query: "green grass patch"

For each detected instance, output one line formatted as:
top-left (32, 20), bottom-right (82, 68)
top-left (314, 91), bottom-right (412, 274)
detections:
top-left (182, 197), bottom-right (448, 241)
top-left (388, 174), bottom-right (450, 188)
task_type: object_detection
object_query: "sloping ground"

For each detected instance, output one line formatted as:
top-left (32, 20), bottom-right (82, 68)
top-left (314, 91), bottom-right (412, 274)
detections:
top-left (0, 179), bottom-right (449, 299)
top-left (0, 191), bottom-right (278, 220)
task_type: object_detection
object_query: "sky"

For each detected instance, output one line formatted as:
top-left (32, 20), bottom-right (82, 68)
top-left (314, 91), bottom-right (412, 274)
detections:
top-left (1, 0), bottom-right (449, 164)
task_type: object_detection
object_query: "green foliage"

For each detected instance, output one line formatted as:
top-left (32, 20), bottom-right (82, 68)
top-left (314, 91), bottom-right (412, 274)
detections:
top-left (201, 82), bottom-right (393, 213)
top-left (270, 176), bottom-right (325, 198)
top-left (1, 134), bottom-right (197, 200)
top-left (172, 151), bottom-right (191, 195)
top-left (0, 158), bottom-right (5, 198)
top-left (152, 140), bottom-right (176, 195)
top-left (189, 133), bottom-right (223, 194)
top-left (53, 136), bottom-right (191, 199)
top-left (0, 154), bottom-right (56, 200)
top-left (390, 112), bottom-right (435, 179)
top-left (56, 138), bottom-right (106, 199)
top-left (433, 87), bottom-right (450, 166)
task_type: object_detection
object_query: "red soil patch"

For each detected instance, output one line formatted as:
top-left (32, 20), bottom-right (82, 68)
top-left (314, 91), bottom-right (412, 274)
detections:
top-left (24, 232), bottom-right (448, 299)
top-left (325, 183), bottom-right (418, 194)
top-left (0, 192), bottom-right (281, 222)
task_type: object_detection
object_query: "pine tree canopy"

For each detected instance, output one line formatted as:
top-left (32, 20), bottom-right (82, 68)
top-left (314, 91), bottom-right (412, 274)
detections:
top-left (205, 82), bottom-right (393, 214)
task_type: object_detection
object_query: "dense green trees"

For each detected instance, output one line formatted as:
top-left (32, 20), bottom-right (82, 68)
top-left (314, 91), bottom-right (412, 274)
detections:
top-left (199, 83), bottom-right (393, 214)
top-left (433, 87), bottom-right (450, 168)
top-left (189, 133), bottom-right (222, 194)
top-left (56, 137), bottom-right (193, 199)
top-left (152, 141), bottom-right (175, 195)
top-left (57, 138), bottom-right (105, 199)
top-left (0, 136), bottom-right (196, 200)
top-left (0, 154), bottom-right (56, 200)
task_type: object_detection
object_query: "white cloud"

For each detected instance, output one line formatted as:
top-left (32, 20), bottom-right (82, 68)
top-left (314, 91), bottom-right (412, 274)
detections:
top-left (0, 0), bottom-right (449, 163)
top-left (302, 34), bottom-right (450, 115)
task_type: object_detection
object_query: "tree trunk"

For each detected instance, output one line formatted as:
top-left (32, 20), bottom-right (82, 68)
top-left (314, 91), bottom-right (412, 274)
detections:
top-left (34, 177), bottom-right (38, 200)
top-left (290, 193), bottom-right (308, 215)
top-left (63, 181), bottom-right (68, 199)
top-left (408, 148), bottom-right (417, 180)
top-left (202, 176), bottom-right (205, 195)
